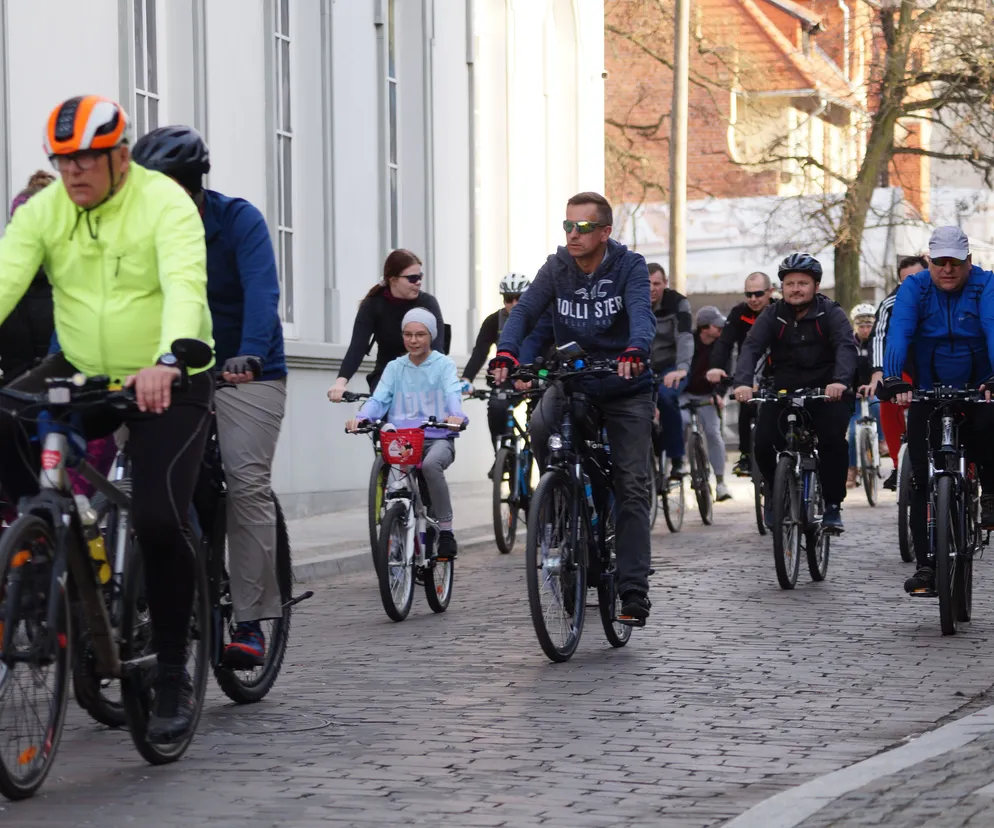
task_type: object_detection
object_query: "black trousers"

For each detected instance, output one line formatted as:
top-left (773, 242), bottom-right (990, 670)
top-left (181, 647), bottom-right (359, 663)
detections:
top-left (754, 399), bottom-right (851, 506)
top-left (487, 392), bottom-right (513, 448)
top-left (907, 402), bottom-right (994, 568)
top-left (738, 402), bottom-right (756, 456)
top-left (0, 354), bottom-right (213, 664)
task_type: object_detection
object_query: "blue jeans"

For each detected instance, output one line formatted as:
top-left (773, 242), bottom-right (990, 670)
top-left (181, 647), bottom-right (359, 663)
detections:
top-left (848, 398), bottom-right (881, 466)
top-left (656, 372), bottom-right (689, 460)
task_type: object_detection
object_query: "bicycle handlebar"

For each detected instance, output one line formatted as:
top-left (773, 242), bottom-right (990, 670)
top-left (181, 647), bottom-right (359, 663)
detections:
top-left (0, 376), bottom-right (140, 414)
top-left (345, 418), bottom-right (468, 436)
top-left (511, 358), bottom-right (620, 384)
top-left (745, 387), bottom-right (854, 404)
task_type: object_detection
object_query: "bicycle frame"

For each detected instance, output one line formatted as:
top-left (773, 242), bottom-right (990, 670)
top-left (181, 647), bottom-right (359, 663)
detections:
top-left (856, 397), bottom-right (880, 471)
top-left (384, 465), bottom-right (436, 570)
top-left (923, 402), bottom-right (977, 556)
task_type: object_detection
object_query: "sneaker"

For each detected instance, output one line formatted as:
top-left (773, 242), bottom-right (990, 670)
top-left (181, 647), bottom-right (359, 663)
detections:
top-left (882, 469), bottom-right (898, 491)
top-left (904, 566), bottom-right (935, 594)
top-left (846, 467), bottom-right (859, 488)
top-left (982, 496), bottom-right (994, 529)
top-left (223, 621), bottom-right (265, 669)
top-left (764, 500), bottom-right (774, 530)
top-left (669, 457), bottom-right (686, 479)
top-left (146, 664), bottom-right (195, 745)
top-left (436, 530), bottom-right (458, 560)
top-left (733, 455), bottom-right (751, 477)
top-left (822, 503), bottom-right (844, 534)
top-left (619, 591), bottom-right (651, 624)
top-left (879, 441), bottom-right (890, 459)
top-left (715, 482), bottom-right (732, 502)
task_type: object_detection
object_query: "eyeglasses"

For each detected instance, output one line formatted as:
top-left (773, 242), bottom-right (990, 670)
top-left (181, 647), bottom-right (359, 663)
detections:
top-left (49, 150), bottom-right (105, 173)
top-left (932, 257), bottom-right (966, 268)
top-left (401, 273), bottom-right (424, 284)
top-left (744, 290), bottom-right (767, 299)
top-left (503, 294), bottom-right (521, 303)
top-left (403, 331), bottom-right (430, 340)
top-left (563, 220), bottom-right (604, 235)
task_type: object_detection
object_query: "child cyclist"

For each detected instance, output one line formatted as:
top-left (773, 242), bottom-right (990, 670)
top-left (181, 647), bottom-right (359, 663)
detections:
top-left (346, 308), bottom-right (468, 559)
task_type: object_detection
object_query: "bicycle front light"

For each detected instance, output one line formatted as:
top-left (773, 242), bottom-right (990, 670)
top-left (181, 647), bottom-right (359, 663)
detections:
top-left (548, 435), bottom-right (563, 452)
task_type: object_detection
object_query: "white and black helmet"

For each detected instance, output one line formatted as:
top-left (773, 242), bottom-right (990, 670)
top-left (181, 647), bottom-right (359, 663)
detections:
top-left (499, 272), bottom-right (531, 296)
top-left (850, 303), bottom-right (876, 324)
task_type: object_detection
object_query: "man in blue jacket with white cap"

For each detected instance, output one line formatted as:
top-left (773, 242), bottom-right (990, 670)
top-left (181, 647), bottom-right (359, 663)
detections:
top-left (882, 225), bottom-right (994, 594)
top-left (489, 191), bottom-right (656, 624)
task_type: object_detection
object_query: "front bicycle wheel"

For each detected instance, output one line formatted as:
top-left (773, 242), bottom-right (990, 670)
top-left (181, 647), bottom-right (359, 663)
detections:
top-left (690, 434), bottom-right (713, 525)
top-left (661, 453), bottom-right (685, 533)
top-left (935, 476), bottom-right (960, 635)
top-left (213, 494), bottom-right (294, 704)
top-left (493, 447), bottom-right (518, 554)
top-left (897, 445), bottom-right (915, 563)
top-left (120, 542), bottom-right (211, 765)
top-left (771, 455), bottom-right (801, 589)
top-left (525, 470), bottom-right (586, 662)
top-left (805, 479), bottom-right (830, 582)
top-left (752, 452), bottom-right (767, 536)
top-left (859, 428), bottom-right (879, 507)
top-left (367, 455), bottom-right (388, 554)
top-left (0, 516), bottom-right (70, 801)
top-left (374, 504), bottom-right (414, 621)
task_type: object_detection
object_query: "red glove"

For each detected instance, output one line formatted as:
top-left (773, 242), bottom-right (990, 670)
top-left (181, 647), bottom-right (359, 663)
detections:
top-left (488, 351), bottom-right (519, 373)
top-left (617, 347), bottom-right (649, 367)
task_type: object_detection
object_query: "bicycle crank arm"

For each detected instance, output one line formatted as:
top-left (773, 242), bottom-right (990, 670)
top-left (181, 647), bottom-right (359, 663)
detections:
top-left (282, 590), bottom-right (315, 609)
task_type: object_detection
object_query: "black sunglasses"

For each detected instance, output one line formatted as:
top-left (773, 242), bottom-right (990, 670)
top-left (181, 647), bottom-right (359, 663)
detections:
top-left (563, 220), bottom-right (604, 234)
top-left (744, 290), bottom-right (767, 298)
top-left (401, 273), bottom-right (424, 284)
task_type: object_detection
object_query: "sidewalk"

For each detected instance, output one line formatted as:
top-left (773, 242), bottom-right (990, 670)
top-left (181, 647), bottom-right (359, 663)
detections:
top-left (288, 480), bottom-right (510, 581)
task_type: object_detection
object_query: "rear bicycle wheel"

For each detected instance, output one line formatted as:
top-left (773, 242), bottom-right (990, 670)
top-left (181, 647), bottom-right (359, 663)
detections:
top-left (0, 516), bottom-right (70, 801)
top-left (492, 447), bottom-right (518, 554)
top-left (752, 452), bottom-right (767, 536)
top-left (935, 477), bottom-right (959, 635)
top-left (897, 445), bottom-right (915, 563)
top-left (525, 470), bottom-right (586, 662)
top-left (374, 504), bottom-right (414, 621)
top-left (690, 434), bottom-right (713, 525)
top-left (120, 542), bottom-right (210, 764)
top-left (805, 480), bottom-right (830, 581)
top-left (955, 491), bottom-right (974, 624)
top-left (597, 503), bottom-right (630, 648)
top-left (771, 456), bottom-right (801, 589)
top-left (367, 455), bottom-right (388, 554)
top-left (213, 494), bottom-right (294, 704)
top-left (859, 428), bottom-right (879, 507)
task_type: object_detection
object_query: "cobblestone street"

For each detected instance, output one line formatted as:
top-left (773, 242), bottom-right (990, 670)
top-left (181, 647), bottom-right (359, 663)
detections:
top-left (6, 479), bottom-right (994, 827)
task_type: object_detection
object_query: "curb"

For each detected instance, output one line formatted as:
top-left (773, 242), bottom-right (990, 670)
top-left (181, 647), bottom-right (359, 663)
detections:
top-left (721, 703), bottom-right (994, 828)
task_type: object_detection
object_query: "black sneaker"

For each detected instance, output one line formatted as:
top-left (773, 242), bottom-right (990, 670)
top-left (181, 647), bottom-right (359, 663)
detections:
top-left (146, 664), bottom-right (195, 745)
top-left (822, 504), bottom-right (844, 534)
top-left (733, 455), bottom-right (752, 477)
top-left (436, 530), bottom-right (458, 560)
top-left (982, 496), bottom-right (994, 529)
top-left (904, 567), bottom-right (935, 594)
top-left (619, 591), bottom-right (651, 625)
top-left (882, 469), bottom-right (898, 491)
top-left (669, 457), bottom-right (686, 479)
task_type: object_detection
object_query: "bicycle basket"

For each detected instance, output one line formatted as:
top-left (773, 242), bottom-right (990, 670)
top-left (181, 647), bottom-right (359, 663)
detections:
top-left (380, 428), bottom-right (425, 467)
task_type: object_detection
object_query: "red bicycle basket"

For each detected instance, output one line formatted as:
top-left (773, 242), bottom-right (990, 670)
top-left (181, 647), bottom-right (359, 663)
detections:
top-left (380, 428), bottom-right (425, 467)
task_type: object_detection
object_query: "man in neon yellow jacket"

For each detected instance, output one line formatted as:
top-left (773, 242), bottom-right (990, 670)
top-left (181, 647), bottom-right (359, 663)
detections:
top-left (0, 96), bottom-right (214, 746)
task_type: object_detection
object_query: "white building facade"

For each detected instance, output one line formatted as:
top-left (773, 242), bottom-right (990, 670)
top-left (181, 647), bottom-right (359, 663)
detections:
top-left (0, 0), bottom-right (605, 517)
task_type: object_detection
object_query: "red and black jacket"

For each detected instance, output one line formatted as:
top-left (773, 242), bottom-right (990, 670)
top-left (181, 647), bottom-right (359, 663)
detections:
top-left (709, 301), bottom-right (760, 374)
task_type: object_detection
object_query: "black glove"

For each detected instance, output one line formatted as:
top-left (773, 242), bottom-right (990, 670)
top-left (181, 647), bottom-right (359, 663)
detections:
top-left (876, 376), bottom-right (910, 402)
top-left (488, 351), bottom-right (519, 373)
top-left (617, 347), bottom-right (649, 368)
top-left (222, 355), bottom-right (263, 379)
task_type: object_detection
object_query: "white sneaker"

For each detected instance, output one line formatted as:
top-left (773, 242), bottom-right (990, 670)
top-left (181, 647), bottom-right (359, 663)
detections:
top-left (715, 482), bottom-right (732, 502)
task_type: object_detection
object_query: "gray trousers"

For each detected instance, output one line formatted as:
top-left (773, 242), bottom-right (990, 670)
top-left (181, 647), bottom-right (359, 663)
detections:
top-left (529, 384), bottom-right (654, 597)
top-left (680, 394), bottom-right (726, 477)
top-left (215, 379), bottom-right (287, 622)
top-left (420, 438), bottom-right (456, 524)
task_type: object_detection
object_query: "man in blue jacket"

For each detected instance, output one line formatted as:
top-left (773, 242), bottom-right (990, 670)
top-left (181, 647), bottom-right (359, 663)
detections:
top-left (133, 127), bottom-right (287, 667)
top-left (490, 191), bottom-right (656, 623)
top-left (882, 226), bottom-right (994, 594)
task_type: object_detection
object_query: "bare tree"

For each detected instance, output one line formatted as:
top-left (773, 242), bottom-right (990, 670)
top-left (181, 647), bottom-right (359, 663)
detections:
top-left (606, 0), bottom-right (994, 310)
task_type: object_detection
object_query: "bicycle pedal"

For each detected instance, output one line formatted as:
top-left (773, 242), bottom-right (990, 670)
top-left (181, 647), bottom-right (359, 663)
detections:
top-left (909, 589), bottom-right (938, 598)
top-left (616, 615), bottom-right (646, 628)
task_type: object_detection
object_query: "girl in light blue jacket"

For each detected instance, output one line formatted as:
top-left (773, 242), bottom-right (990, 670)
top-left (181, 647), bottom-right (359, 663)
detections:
top-left (347, 308), bottom-right (468, 558)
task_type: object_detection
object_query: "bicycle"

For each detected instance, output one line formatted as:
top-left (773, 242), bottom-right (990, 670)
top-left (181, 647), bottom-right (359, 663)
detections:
top-left (650, 404), bottom-right (686, 533)
top-left (897, 431), bottom-right (915, 563)
top-left (732, 411), bottom-right (767, 536)
top-left (0, 339), bottom-right (212, 801)
top-left (749, 388), bottom-right (841, 590)
top-left (514, 345), bottom-right (641, 663)
top-left (347, 419), bottom-right (464, 621)
top-left (853, 395), bottom-right (881, 507)
top-left (335, 392), bottom-right (385, 554)
top-left (884, 384), bottom-right (988, 635)
top-left (682, 398), bottom-right (714, 525)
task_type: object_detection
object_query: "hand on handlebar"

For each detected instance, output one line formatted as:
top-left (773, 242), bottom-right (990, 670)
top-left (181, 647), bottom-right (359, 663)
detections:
top-left (125, 365), bottom-right (182, 414)
top-left (705, 368), bottom-right (727, 385)
top-left (733, 385), bottom-right (754, 403)
top-left (513, 379), bottom-right (532, 391)
top-left (445, 415), bottom-right (467, 426)
top-left (663, 368), bottom-right (687, 389)
top-left (328, 377), bottom-right (349, 402)
top-left (825, 383), bottom-right (848, 402)
top-left (345, 417), bottom-right (366, 433)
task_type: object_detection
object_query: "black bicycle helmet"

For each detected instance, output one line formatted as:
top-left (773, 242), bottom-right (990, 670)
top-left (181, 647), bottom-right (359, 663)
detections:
top-left (132, 125), bottom-right (210, 193)
top-left (777, 252), bottom-right (823, 282)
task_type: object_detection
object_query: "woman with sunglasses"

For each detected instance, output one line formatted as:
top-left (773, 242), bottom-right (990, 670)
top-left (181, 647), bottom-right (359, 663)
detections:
top-left (328, 249), bottom-right (445, 399)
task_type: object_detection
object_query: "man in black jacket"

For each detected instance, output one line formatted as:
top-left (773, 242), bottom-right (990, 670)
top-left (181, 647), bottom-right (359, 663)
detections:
top-left (706, 271), bottom-right (773, 475)
top-left (732, 254), bottom-right (858, 533)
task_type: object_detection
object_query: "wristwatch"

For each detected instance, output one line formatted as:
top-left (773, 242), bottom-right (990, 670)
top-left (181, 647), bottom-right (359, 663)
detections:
top-left (156, 353), bottom-right (179, 369)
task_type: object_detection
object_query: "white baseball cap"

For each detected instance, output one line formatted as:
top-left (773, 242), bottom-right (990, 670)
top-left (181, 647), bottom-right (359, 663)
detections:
top-left (929, 226), bottom-right (970, 260)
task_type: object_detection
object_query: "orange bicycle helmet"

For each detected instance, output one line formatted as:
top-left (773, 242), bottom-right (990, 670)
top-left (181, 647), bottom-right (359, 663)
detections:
top-left (43, 96), bottom-right (130, 157)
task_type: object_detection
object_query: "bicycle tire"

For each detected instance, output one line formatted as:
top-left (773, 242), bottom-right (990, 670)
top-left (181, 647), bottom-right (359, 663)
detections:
top-left (897, 445), bottom-right (915, 563)
top-left (525, 470), bottom-right (586, 662)
top-left (0, 516), bottom-right (70, 801)
top-left (493, 447), bottom-right (518, 554)
top-left (597, 503), bottom-right (630, 648)
top-left (935, 476), bottom-right (959, 636)
top-left (752, 452), bottom-right (767, 536)
top-left (648, 450), bottom-right (659, 531)
top-left (805, 476), bottom-right (830, 581)
top-left (859, 428), bottom-right (878, 507)
top-left (73, 633), bottom-right (126, 728)
top-left (424, 543), bottom-right (454, 614)
top-left (771, 455), bottom-right (801, 589)
top-left (213, 494), bottom-right (294, 704)
top-left (662, 453), bottom-right (685, 534)
top-left (375, 504), bottom-right (414, 621)
top-left (691, 434), bottom-right (713, 525)
top-left (367, 455), bottom-right (388, 554)
top-left (120, 541), bottom-right (210, 764)
top-left (955, 487), bottom-right (974, 624)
